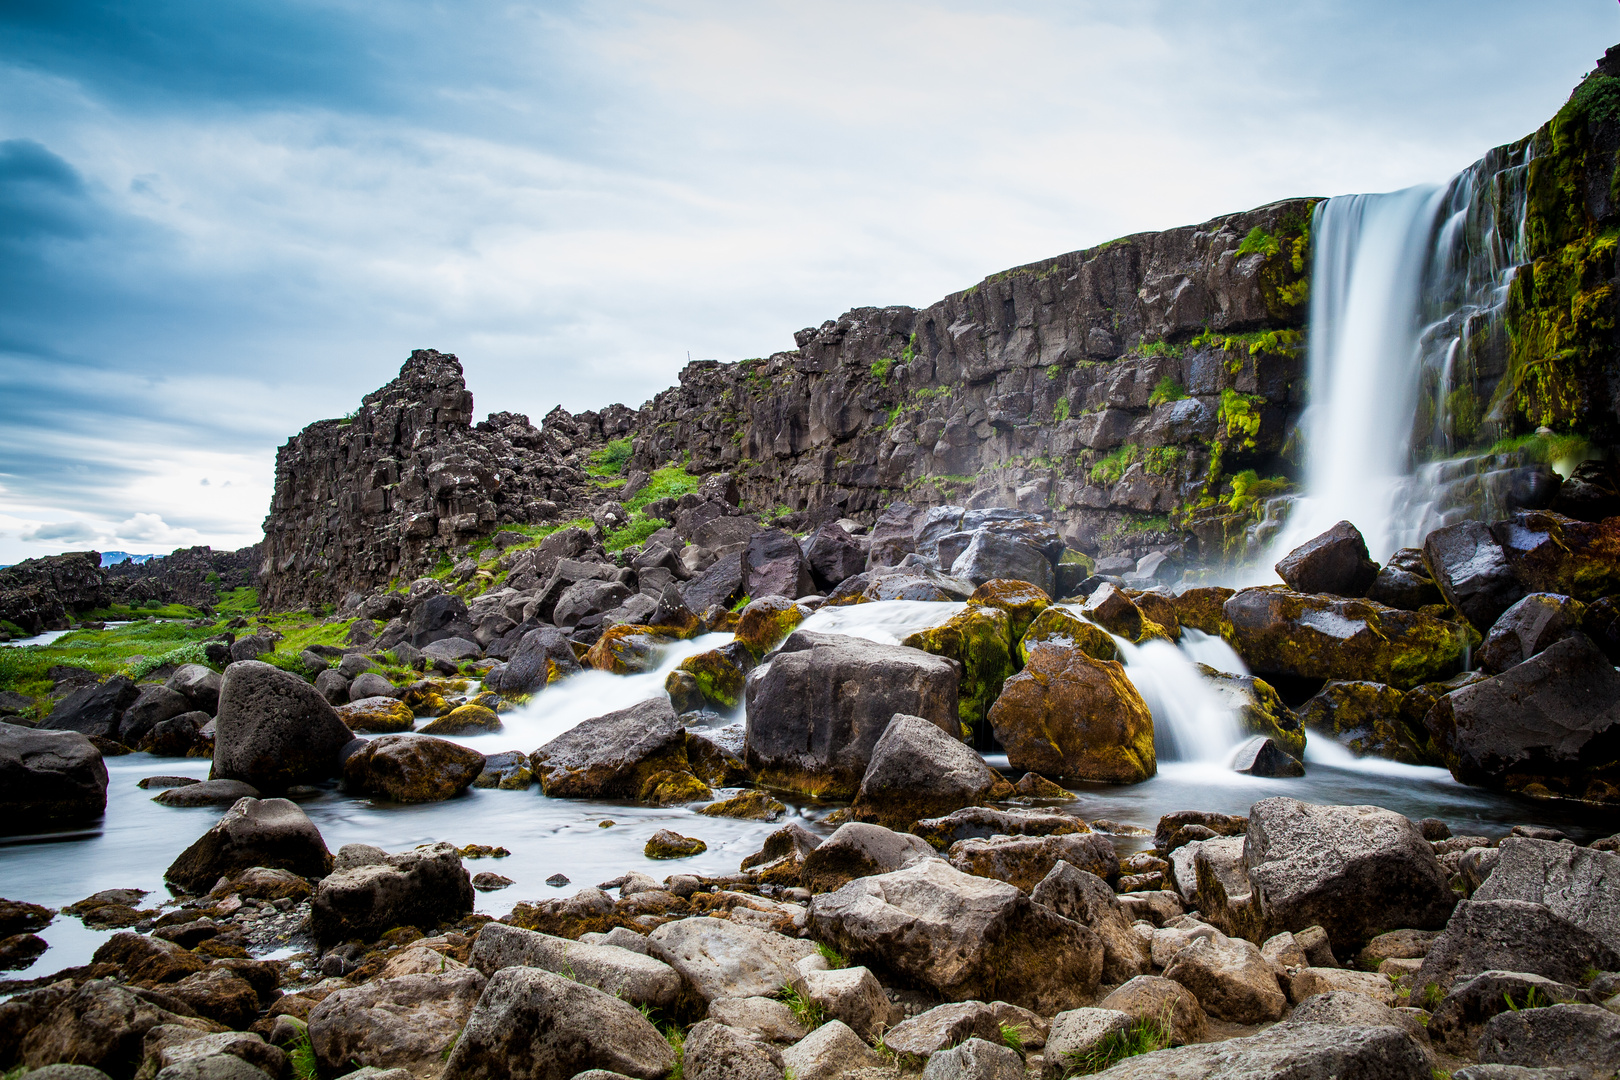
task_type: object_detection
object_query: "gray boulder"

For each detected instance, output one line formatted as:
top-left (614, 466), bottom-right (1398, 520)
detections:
top-left (849, 713), bottom-right (1007, 828)
top-left (407, 593), bottom-right (476, 647)
top-left (1366, 548), bottom-right (1444, 610)
top-left (348, 673), bottom-right (397, 701)
top-left (211, 661), bottom-right (354, 792)
top-left (744, 632), bottom-right (959, 798)
top-left (645, 917), bottom-right (816, 1004)
top-left (1478, 1003), bottom-right (1620, 1076)
top-left (1161, 932), bottom-right (1288, 1023)
top-left (469, 922), bottom-right (681, 1008)
top-left (742, 529), bottom-right (814, 600)
top-left (118, 685), bottom-right (192, 747)
top-left (554, 580), bottom-right (633, 628)
top-left (949, 530), bottom-right (1055, 595)
top-left (1078, 1020), bottom-right (1431, 1079)
top-left (313, 668), bottom-right (350, 705)
top-left (1473, 838), bottom-right (1620, 953)
top-left (486, 627), bottom-right (580, 696)
top-left (881, 1001), bottom-right (1004, 1058)
top-left (165, 796), bottom-right (333, 892)
top-left (803, 522), bottom-right (866, 592)
top-left (0, 725), bottom-right (107, 822)
top-left (683, 550), bottom-right (745, 615)
top-left (705, 998), bottom-right (808, 1044)
top-left (1478, 593), bottom-right (1585, 673)
top-left (924, 1036), bottom-right (1025, 1080)
top-left (341, 734), bottom-right (485, 803)
top-left (164, 665), bottom-right (222, 714)
top-left (1288, 990), bottom-right (1430, 1049)
top-left (16, 979), bottom-right (217, 1079)
top-left (947, 832), bottom-right (1119, 892)
top-left (1031, 861), bottom-right (1152, 984)
top-left (1041, 1009), bottom-right (1136, 1080)
top-left (681, 1020), bottom-right (784, 1080)
top-left (806, 858), bottom-right (1100, 1013)
top-left (530, 697), bottom-right (695, 800)
top-left (1427, 971), bottom-right (1591, 1056)
top-left (1274, 520), bottom-right (1380, 598)
top-left (799, 821), bottom-right (941, 894)
top-left (865, 501), bottom-right (923, 568)
top-left (311, 841), bottom-right (474, 945)
top-left (153, 780), bottom-right (260, 807)
top-left (307, 968), bottom-right (487, 1077)
top-left (777, 1020), bottom-right (883, 1080)
top-left (1414, 899), bottom-right (1620, 994)
top-left (1244, 797), bottom-right (1455, 951)
top-left (42, 676), bottom-right (138, 740)
top-left (440, 966), bottom-right (675, 1080)
top-left (1424, 520), bottom-right (1525, 633)
top-left (227, 635), bottom-right (274, 663)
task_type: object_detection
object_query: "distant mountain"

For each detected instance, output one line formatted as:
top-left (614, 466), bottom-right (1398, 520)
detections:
top-left (101, 551), bottom-right (160, 567)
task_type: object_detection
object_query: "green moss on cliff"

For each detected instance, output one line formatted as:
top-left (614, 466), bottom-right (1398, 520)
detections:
top-left (1218, 389), bottom-right (1265, 449)
top-left (1089, 444), bottom-right (1138, 484)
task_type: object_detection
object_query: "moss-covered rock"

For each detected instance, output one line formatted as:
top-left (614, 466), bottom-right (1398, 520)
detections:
top-left (1131, 591), bottom-right (1183, 642)
top-left (1080, 583), bottom-right (1172, 643)
top-left (1295, 680), bottom-right (1437, 765)
top-left (1171, 587), bottom-right (1235, 636)
top-left (685, 731), bottom-right (752, 788)
top-left (1222, 587), bottom-right (1478, 690)
top-left (473, 750), bottom-right (533, 790)
top-left (341, 734), bottom-right (485, 803)
top-left (420, 703), bottom-right (502, 735)
top-left (1011, 772), bottom-right (1072, 799)
top-left (584, 624), bottom-right (672, 675)
top-left (666, 648), bottom-right (746, 713)
top-left (1398, 671), bottom-right (1487, 762)
top-left (966, 579), bottom-right (1052, 640)
top-left (902, 605), bottom-right (1015, 734)
top-left (402, 685), bottom-right (449, 716)
top-left (645, 830), bottom-right (706, 859)
top-left (987, 645), bottom-right (1156, 783)
top-left (1493, 510), bottom-right (1620, 602)
top-left (1195, 666), bottom-right (1306, 759)
top-left (638, 769), bottom-right (714, 805)
top-left (1017, 605), bottom-right (1118, 664)
top-left (336, 697), bottom-right (416, 733)
top-left (733, 595), bottom-right (805, 657)
top-left (698, 789), bottom-right (786, 820)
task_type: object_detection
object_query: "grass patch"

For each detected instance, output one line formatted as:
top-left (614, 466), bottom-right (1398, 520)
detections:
top-left (1062, 1014), bottom-right (1171, 1076)
top-left (1136, 341), bottom-right (1182, 360)
top-left (81, 603), bottom-right (203, 620)
top-left (1000, 1021), bottom-right (1027, 1057)
top-left (778, 983), bottom-right (825, 1030)
top-left (1089, 444), bottom-right (1139, 485)
top-left (285, 1017), bottom-right (318, 1080)
top-left (1144, 446), bottom-right (1186, 476)
top-left (586, 437), bottom-right (634, 477)
top-left (605, 516), bottom-right (670, 553)
top-left (0, 619), bottom-right (219, 698)
top-left (815, 942), bottom-right (847, 968)
top-left (215, 587), bottom-right (261, 617)
top-left (870, 357), bottom-right (896, 384)
top-left (1227, 469), bottom-right (1292, 511)
top-left (1053, 396), bottom-right (1070, 422)
top-left (1485, 431), bottom-right (1592, 469)
top-left (625, 466), bottom-right (701, 512)
top-left (1148, 377), bottom-right (1188, 407)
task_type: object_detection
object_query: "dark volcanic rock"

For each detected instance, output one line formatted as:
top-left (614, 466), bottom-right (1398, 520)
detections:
top-left (310, 841), bottom-right (473, 945)
top-left (165, 796), bottom-right (334, 893)
top-left (849, 713), bottom-right (1010, 828)
top-left (1476, 591), bottom-right (1586, 673)
top-left (1424, 520), bottom-right (1526, 633)
top-left (1274, 520), bottom-right (1379, 597)
top-left (211, 660), bottom-right (354, 791)
top-left (529, 696), bottom-right (702, 801)
top-left (1414, 898), bottom-right (1620, 993)
top-left (408, 594), bottom-right (477, 647)
top-left (0, 551), bottom-right (108, 635)
top-left (42, 677), bottom-right (139, 741)
top-left (0, 725), bottom-right (107, 823)
top-left (742, 529), bottom-right (814, 600)
top-left (117, 685), bottom-right (192, 748)
top-left (341, 734), bottom-right (485, 803)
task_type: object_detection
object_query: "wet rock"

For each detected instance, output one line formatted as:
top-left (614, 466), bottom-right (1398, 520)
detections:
top-left (484, 627), bottom-right (580, 697)
top-left (699, 789), bottom-right (785, 821)
top-left (849, 713), bottom-right (1011, 829)
top-left (407, 594), bottom-right (477, 648)
top-left (1296, 679), bottom-right (1423, 763)
top-left (1427, 971), bottom-right (1591, 1056)
top-left (1366, 548), bottom-right (1445, 611)
top-left (682, 1019), bottom-right (784, 1080)
top-left (161, 968), bottom-right (260, 1030)
top-left (1031, 860), bottom-right (1152, 984)
top-left (165, 797), bottom-right (333, 893)
top-left (739, 822), bottom-right (822, 884)
top-left (531, 696), bottom-right (708, 804)
top-left (0, 725), bottom-right (108, 822)
top-left (803, 522), bottom-right (868, 592)
top-left (986, 644), bottom-right (1156, 783)
top-left (1424, 520), bottom-right (1526, 633)
top-left (743, 633), bottom-right (959, 798)
top-left (118, 686), bottom-right (192, 748)
top-left (342, 734), bottom-right (485, 803)
top-left (470, 922), bottom-right (681, 1008)
top-left (473, 750), bottom-right (533, 790)
top-left (645, 830), bottom-right (706, 858)
top-left (471, 872), bottom-right (512, 891)
top-left (42, 676), bottom-right (139, 740)
top-left (1472, 838), bottom-right (1620, 953)
top-left (1425, 633), bottom-right (1620, 802)
top-left (1230, 735), bottom-right (1305, 776)
top-left (229, 867), bottom-right (313, 902)
top-left (1478, 1002), bottom-right (1620, 1076)
top-left (311, 842), bottom-right (473, 946)
top-left (666, 648), bottom-right (747, 713)
top-left (1162, 931), bottom-right (1288, 1023)
top-left (645, 917), bottom-right (817, 1004)
top-left (778, 1020), bottom-right (882, 1080)
top-left (1222, 588), bottom-right (1474, 690)
top-left (164, 666), bottom-right (222, 714)
top-left (1097, 975), bottom-right (1208, 1045)
top-left (1016, 604), bottom-right (1117, 664)
top-left (912, 805), bottom-right (1088, 849)
top-left (139, 712), bottom-right (211, 758)
top-left (949, 529), bottom-right (1056, 596)
top-left (1414, 899), bottom-right (1620, 994)
top-left (1245, 797), bottom-right (1455, 952)
top-left (336, 697), bottom-right (415, 733)
top-left (1275, 520), bottom-right (1380, 598)
top-left (732, 596), bottom-right (806, 658)
top-left (153, 780), bottom-right (260, 807)
top-left (806, 858), bottom-right (1100, 1012)
top-left (799, 821), bottom-right (941, 894)
top-left (0, 932), bottom-right (47, 970)
top-left (348, 673), bottom-right (399, 700)
top-left (902, 605), bottom-right (1015, 732)
top-left (211, 661), bottom-right (353, 792)
top-left (1154, 810), bottom-right (1247, 853)
top-left (1491, 510), bottom-right (1620, 603)
top-left (947, 832), bottom-right (1118, 891)
top-left (313, 669), bottom-right (350, 705)
top-left (1478, 593), bottom-right (1586, 673)
top-left (0, 897), bottom-right (54, 937)
top-left (18, 980), bottom-right (220, 1079)
top-left (1080, 583), bottom-right (1149, 641)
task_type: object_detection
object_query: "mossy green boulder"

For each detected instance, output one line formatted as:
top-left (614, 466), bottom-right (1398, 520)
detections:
top-left (698, 789), bottom-right (786, 820)
top-left (1295, 680), bottom-right (1434, 765)
top-left (1222, 587), bottom-right (1477, 690)
top-left (665, 648), bottom-right (746, 713)
top-left (1017, 605), bottom-right (1118, 665)
top-left (1131, 591), bottom-right (1182, 642)
top-left (336, 697), bottom-right (415, 733)
top-left (733, 596), bottom-right (805, 657)
top-left (645, 829), bottom-right (707, 859)
top-left (420, 703), bottom-right (502, 735)
top-left (1171, 587), bottom-right (1235, 636)
top-left (1196, 665), bottom-right (1306, 760)
top-left (584, 624), bottom-right (671, 675)
top-left (902, 605), bottom-right (1015, 733)
top-left (987, 645), bottom-right (1156, 783)
top-left (966, 579), bottom-right (1052, 640)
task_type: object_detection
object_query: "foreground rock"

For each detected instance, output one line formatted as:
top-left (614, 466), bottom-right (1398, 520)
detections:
top-left (311, 842), bottom-right (474, 945)
top-left (15, 979), bottom-right (221, 1078)
top-left (1414, 898), bottom-right (1620, 993)
top-left (807, 858), bottom-right (1100, 1012)
top-left (1472, 837), bottom-right (1620, 952)
top-left (308, 968), bottom-right (487, 1077)
top-left (646, 917), bottom-right (817, 1004)
top-left (211, 661), bottom-right (354, 791)
top-left (1031, 861), bottom-right (1152, 984)
top-left (798, 822), bottom-right (941, 894)
top-left (1079, 1020), bottom-right (1430, 1079)
top-left (848, 713), bottom-right (1010, 828)
top-left (342, 734), bottom-right (485, 803)
top-left (744, 633), bottom-right (959, 797)
top-left (471, 922), bottom-right (681, 1008)
top-left (1244, 797), bottom-right (1454, 951)
top-left (947, 832), bottom-right (1118, 891)
top-left (1477, 1002), bottom-right (1620, 1076)
top-left (165, 797), bottom-right (334, 893)
top-left (986, 644), bottom-right (1156, 783)
top-left (441, 966), bottom-right (675, 1080)
top-left (0, 725), bottom-right (107, 822)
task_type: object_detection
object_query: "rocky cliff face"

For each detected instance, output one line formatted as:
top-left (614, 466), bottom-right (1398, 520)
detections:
top-left (259, 349), bottom-right (634, 610)
top-left (104, 544), bottom-right (262, 610)
top-left (633, 199), bottom-right (1316, 558)
top-left (0, 552), bottom-right (109, 635)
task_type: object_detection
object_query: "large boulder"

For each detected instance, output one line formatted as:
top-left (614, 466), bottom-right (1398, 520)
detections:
top-left (866, 501), bottom-right (923, 568)
top-left (742, 528), bottom-right (814, 600)
top-left (311, 842), bottom-right (474, 945)
top-left (1243, 797), bottom-right (1455, 952)
top-left (485, 627), bottom-right (580, 697)
top-left (1477, 592), bottom-right (1586, 673)
top-left (1222, 589), bottom-right (1473, 691)
top-left (683, 550), bottom-right (745, 614)
top-left (790, 965), bottom-right (901, 1041)
top-left (341, 734), bottom-right (485, 803)
top-left (1031, 861), bottom-right (1152, 984)
top-left (1017, 605), bottom-right (1117, 665)
top-left (949, 530), bottom-right (1056, 595)
top-left (848, 713), bottom-right (1010, 828)
top-left (210, 661), bottom-right (353, 791)
top-left (902, 605), bottom-right (1015, 732)
top-left (42, 676), bottom-right (139, 740)
top-left (0, 725), bottom-right (107, 822)
top-left (985, 645), bottom-right (1156, 783)
top-left (16, 980), bottom-right (219, 1079)
top-left (553, 580), bottom-right (633, 628)
top-left (1424, 633), bottom-right (1620, 802)
top-left (1472, 837), bottom-right (1620, 953)
top-left (743, 633), bottom-right (959, 798)
top-left (645, 917), bottom-right (817, 1004)
top-left (1070, 1020), bottom-right (1430, 1079)
top-left (407, 593), bottom-right (476, 647)
top-left (440, 966), bottom-right (675, 1080)
top-left (165, 797), bottom-right (333, 893)
top-left (529, 696), bottom-right (707, 804)
top-left (803, 521), bottom-right (866, 592)
top-left (912, 805), bottom-right (1090, 849)
top-left (1197, 668), bottom-right (1307, 759)
top-left (1161, 931), bottom-right (1288, 1023)
top-left (1365, 548), bottom-right (1444, 611)
top-left (1427, 970), bottom-right (1592, 1056)
top-left (307, 968), bottom-right (486, 1077)
top-left (118, 685), bottom-right (192, 748)
top-left (947, 832), bottom-right (1119, 891)
top-left (165, 665), bottom-right (222, 714)
top-left (1098, 976), bottom-right (1208, 1045)
top-left (1274, 520), bottom-right (1380, 597)
top-left (799, 821), bottom-right (941, 894)
top-left (1295, 681), bottom-right (1422, 763)
top-left (806, 858), bottom-right (1102, 1013)
top-left (732, 596), bottom-right (805, 658)
top-left (1477, 1002), bottom-right (1620, 1076)
top-left (470, 923), bottom-right (681, 1008)
top-left (1413, 898), bottom-right (1620, 994)
top-left (1491, 509), bottom-right (1620, 603)
top-left (779, 1020), bottom-right (883, 1080)
top-left (1423, 519), bottom-right (1526, 632)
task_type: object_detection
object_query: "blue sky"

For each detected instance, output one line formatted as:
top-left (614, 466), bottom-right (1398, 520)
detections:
top-left (2, 1), bottom-right (1616, 562)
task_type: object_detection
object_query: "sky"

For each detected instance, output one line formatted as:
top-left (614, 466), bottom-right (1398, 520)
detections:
top-left (2, 1), bottom-right (1617, 563)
